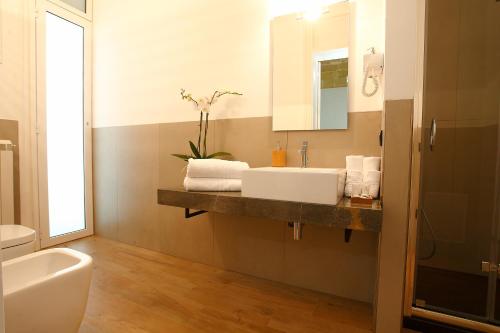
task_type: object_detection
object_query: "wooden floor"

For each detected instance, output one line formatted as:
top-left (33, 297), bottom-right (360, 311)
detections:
top-left (62, 236), bottom-right (374, 333)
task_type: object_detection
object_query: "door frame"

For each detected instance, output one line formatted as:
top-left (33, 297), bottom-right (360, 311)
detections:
top-left (403, 0), bottom-right (427, 318)
top-left (35, 0), bottom-right (93, 248)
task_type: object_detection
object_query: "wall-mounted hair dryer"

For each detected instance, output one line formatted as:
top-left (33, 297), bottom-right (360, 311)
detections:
top-left (362, 47), bottom-right (384, 97)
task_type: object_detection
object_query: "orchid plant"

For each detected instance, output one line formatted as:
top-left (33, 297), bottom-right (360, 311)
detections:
top-left (172, 89), bottom-right (243, 161)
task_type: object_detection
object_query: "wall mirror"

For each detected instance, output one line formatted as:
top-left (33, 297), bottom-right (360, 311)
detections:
top-left (271, 3), bottom-right (350, 131)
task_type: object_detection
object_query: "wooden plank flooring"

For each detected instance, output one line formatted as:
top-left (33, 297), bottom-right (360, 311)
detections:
top-left (62, 236), bottom-right (374, 333)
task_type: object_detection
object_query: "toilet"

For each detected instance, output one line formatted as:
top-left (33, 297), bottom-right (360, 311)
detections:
top-left (0, 225), bottom-right (36, 261)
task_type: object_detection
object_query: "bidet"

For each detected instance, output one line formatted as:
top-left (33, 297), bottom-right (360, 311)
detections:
top-left (3, 248), bottom-right (93, 333)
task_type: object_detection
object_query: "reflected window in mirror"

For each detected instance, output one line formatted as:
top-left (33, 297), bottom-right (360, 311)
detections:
top-left (271, 2), bottom-right (350, 131)
top-left (313, 48), bottom-right (348, 129)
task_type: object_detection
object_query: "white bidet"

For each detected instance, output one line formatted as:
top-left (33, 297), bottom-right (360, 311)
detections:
top-left (3, 248), bottom-right (93, 333)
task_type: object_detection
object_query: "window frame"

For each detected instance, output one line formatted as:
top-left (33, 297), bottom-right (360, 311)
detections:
top-left (45, 0), bottom-right (92, 21)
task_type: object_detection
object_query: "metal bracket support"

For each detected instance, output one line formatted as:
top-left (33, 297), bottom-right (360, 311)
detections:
top-left (344, 229), bottom-right (353, 243)
top-left (184, 208), bottom-right (207, 219)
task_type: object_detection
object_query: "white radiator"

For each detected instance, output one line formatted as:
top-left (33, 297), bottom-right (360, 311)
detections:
top-left (0, 140), bottom-right (15, 225)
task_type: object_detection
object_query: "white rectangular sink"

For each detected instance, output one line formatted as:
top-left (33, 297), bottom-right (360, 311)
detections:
top-left (241, 167), bottom-right (346, 205)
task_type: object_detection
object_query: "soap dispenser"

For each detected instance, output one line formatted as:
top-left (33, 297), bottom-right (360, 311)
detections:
top-left (272, 141), bottom-right (287, 167)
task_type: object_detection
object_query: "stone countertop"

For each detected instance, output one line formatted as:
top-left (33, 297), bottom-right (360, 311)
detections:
top-left (157, 188), bottom-right (382, 233)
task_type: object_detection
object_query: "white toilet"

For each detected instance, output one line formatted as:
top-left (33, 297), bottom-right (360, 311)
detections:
top-left (0, 225), bottom-right (36, 261)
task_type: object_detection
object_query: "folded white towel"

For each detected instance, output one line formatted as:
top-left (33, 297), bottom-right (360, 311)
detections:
top-left (346, 170), bottom-right (363, 183)
top-left (346, 155), bottom-right (364, 171)
top-left (363, 157), bottom-right (381, 171)
top-left (187, 158), bottom-right (250, 179)
top-left (363, 170), bottom-right (381, 184)
top-left (184, 177), bottom-right (242, 192)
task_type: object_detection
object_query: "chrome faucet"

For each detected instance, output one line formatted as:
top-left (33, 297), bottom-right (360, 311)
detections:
top-left (300, 141), bottom-right (308, 168)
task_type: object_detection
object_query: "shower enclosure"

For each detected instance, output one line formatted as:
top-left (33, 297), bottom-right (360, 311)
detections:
top-left (408, 0), bottom-right (500, 328)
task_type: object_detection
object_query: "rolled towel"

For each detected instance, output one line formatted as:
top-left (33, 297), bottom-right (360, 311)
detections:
top-left (187, 158), bottom-right (250, 179)
top-left (346, 155), bottom-right (364, 171)
top-left (363, 157), bottom-right (381, 171)
top-left (344, 183), bottom-right (352, 197)
top-left (345, 182), bottom-right (363, 198)
top-left (367, 183), bottom-right (380, 199)
top-left (184, 177), bottom-right (242, 192)
top-left (346, 170), bottom-right (363, 183)
top-left (363, 170), bottom-right (381, 184)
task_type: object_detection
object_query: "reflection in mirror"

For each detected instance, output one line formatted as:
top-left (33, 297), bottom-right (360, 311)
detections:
top-left (313, 48), bottom-right (348, 130)
top-left (272, 3), bottom-right (350, 131)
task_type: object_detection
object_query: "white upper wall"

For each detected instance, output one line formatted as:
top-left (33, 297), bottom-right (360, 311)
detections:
top-left (0, 0), bottom-right (27, 121)
top-left (384, 0), bottom-right (417, 100)
top-left (92, 0), bottom-right (385, 128)
top-left (349, 0), bottom-right (385, 113)
top-left (93, 0), bottom-right (270, 127)
top-left (0, 0), bottom-right (35, 230)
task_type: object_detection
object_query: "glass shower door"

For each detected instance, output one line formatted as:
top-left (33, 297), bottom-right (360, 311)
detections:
top-left (413, 0), bottom-right (500, 324)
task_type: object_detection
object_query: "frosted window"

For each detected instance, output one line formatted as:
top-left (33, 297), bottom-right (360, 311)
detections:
top-left (60, 0), bottom-right (86, 13)
top-left (45, 12), bottom-right (86, 237)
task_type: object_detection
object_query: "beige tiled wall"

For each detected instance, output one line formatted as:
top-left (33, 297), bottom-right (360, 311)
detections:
top-left (93, 112), bottom-right (382, 302)
top-left (0, 119), bottom-right (21, 224)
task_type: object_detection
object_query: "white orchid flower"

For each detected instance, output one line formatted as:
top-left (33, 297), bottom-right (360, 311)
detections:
top-left (197, 97), bottom-right (211, 113)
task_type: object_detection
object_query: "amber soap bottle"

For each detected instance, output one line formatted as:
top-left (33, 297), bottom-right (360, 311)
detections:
top-left (272, 142), bottom-right (287, 167)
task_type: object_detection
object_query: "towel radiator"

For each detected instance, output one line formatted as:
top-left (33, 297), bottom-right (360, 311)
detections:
top-left (0, 140), bottom-right (15, 225)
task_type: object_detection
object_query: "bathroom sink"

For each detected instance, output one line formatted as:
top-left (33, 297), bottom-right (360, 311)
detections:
top-left (241, 167), bottom-right (346, 205)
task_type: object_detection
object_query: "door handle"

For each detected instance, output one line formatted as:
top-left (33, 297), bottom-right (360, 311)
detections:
top-left (429, 118), bottom-right (437, 151)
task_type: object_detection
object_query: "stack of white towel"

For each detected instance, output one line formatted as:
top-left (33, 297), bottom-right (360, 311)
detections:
top-left (344, 155), bottom-right (381, 198)
top-left (184, 158), bottom-right (250, 192)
